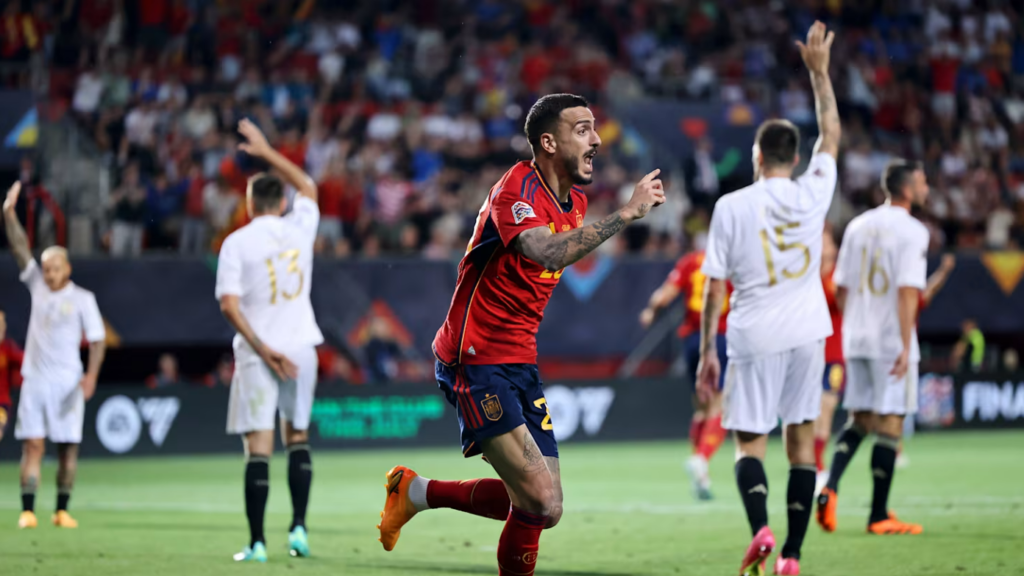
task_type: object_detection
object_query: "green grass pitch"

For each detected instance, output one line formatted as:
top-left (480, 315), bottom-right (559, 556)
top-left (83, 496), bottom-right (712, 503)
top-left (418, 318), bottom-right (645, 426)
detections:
top-left (0, 431), bottom-right (1021, 575)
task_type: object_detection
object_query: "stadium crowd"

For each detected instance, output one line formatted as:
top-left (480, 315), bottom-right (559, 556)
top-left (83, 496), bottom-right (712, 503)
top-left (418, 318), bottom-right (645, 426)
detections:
top-left (4, 0), bottom-right (1024, 256)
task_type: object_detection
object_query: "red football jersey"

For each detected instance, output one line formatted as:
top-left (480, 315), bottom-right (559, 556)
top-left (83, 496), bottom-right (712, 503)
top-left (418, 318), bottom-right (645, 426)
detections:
top-left (0, 338), bottom-right (24, 405)
top-left (666, 251), bottom-right (729, 338)
top-left (822, 270), bottom-right (844, 364)
top-left (433, 161), bottom-right (588, 365)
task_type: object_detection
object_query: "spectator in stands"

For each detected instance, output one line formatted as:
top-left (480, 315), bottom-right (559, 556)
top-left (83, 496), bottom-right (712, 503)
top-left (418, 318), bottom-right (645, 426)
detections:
top-left (364, 317), bottom-right (401, 385)
top-left (179, 165), bottom-right (208, 255)
top-left (146, 171), bottom-right (186, 250)
top-left (203, 175), bottom-right (240, 242)
top-left (109, 163), bottom-right (147, 257)
top-left (203, 354), bottom-right (234, 388)
top-left (684, 136), bottom-right (719, 211)
top-left (146, 353), bottom-right (181, 389)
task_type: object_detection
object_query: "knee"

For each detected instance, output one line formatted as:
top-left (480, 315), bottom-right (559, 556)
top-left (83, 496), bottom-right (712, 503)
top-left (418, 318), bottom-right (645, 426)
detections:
top-left (850, 412), bottom-right (874, 434)
top-left (544, 495), bottom-right (564, 529)
top-left (22, 439), bottom-right (44, 460)
top-left (515, 482), bottom-right (558, 519)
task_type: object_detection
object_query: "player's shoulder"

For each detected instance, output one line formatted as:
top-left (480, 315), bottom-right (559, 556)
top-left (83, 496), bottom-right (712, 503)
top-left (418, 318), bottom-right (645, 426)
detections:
top-left (494, 161), bottom-right (536, 194)
top-left (900, 212), bottom-right (930, 243)
top-left (570, 185), bottom-right (589, 209)
top-left (71, 283), bottom-right (98, 301)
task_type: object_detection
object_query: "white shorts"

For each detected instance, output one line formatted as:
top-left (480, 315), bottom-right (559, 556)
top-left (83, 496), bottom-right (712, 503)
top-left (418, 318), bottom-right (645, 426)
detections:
top-left (722, 341), bottom-right (825, 435)
top-left (226, 344), bottom-right (319, 435)
top-left (843, 358), bottom-right (918, 416)
top-left (15, 378), bottom-right (85, 444)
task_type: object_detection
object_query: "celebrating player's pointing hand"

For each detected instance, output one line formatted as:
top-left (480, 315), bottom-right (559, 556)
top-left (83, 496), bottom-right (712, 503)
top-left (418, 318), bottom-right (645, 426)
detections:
top-left (796, 21), bottom-right (834, 74)
top-left (238, 119), bottom-right (272, 158)
top-left (620, 169), bottom-right (665, 222)
top-left (3, 181), bottom-right (21, 215)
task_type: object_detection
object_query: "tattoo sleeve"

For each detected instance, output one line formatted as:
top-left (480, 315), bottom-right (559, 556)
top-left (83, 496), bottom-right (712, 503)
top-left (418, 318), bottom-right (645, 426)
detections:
top-left (521, 430), bottom-right (546, 474)
top-left (699, 278), bottom-right (727, 354)
top-left (4, 208), bottom-right (32, 271)
top-left (809, 70), bottom-right (841, 158)
top-left (515, 212), bottom-right (626, 271)
top-left (85, 340), bottom-right (107, 379)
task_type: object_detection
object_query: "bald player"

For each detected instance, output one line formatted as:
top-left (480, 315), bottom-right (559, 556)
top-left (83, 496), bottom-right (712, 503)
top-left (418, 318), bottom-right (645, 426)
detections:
top-left (3, 182), bottom-right (106, 530)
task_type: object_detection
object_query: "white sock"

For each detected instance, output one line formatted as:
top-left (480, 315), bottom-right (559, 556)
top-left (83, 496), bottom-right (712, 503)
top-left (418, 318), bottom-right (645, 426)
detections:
top-left (408, 475), bottom-right (431, 512)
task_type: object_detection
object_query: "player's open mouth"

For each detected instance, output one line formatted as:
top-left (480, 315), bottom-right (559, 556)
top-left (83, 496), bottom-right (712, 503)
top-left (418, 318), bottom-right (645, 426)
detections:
top-left (583, 151), bottom-right (596, 169)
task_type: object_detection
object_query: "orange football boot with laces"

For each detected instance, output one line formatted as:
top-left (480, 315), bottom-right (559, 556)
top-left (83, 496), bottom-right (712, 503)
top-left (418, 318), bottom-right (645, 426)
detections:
top-left (816, 487), bottom-right (838, 533)
top-left (378, 466), bottom-right (420, 551)
top-left (18, 511), bottom-right (37, 529)
top-left (868, 511), bottom-right (922, 535)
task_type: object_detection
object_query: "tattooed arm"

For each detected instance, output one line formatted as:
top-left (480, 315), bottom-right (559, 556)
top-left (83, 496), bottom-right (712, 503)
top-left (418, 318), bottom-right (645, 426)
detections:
top-left (516, 212), bottom-right (627, 271)
top-left (2, 182), bottom-right (32, 271)
top-left (798, 21), bottom-right (841, 159)
top-left (515, 169), bottom-right (665, 271)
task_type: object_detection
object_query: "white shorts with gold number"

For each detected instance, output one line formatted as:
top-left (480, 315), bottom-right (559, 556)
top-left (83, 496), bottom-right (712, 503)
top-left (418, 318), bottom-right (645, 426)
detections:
top-left (15, 377), bottom-right (85, 444)
top-left (843, 358), bottom-right (918, 416)
top-left (226, 343), bottom-right (319, 435)
top-left (722, 340), bottom-right (825, 435)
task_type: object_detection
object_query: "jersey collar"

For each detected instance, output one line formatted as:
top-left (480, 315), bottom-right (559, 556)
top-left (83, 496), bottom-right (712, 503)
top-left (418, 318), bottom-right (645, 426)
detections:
top-left (530, 161), bottom-right (571, 213)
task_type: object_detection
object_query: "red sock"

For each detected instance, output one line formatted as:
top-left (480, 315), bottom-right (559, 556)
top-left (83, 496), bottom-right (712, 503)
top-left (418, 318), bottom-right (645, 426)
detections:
top-left (696, 415), bottom-right (725, 460)
top-left (427, 478), bottom-right (510, 521)
top-left (498, 506), bottom-right (546, 576)
top-left (689, 417), bottom-right (705, 451)
top-left (814, 437), bottom-right (826, 472)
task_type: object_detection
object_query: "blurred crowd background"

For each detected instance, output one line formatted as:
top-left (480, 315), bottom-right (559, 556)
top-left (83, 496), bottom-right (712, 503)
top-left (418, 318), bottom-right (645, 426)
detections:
top-left (2, 0), bottom-right (1024, 259)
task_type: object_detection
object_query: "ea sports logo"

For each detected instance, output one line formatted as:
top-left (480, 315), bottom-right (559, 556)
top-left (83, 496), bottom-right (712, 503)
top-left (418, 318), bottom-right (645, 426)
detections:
top-left (96, 395), bottom-right (142, 454)
top-left (522, 552), bottom-right (538, 564)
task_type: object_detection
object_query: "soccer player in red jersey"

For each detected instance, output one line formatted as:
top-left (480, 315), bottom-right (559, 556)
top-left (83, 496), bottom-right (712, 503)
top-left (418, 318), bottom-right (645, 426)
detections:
top-left (813, 226), bottom-right (844, 492)
top-left (377, 94), bottom-right (665, 576)
top-left (0, 309), bottom-right (25, 444)
top-left (641, 251), bottom-right (730, 500)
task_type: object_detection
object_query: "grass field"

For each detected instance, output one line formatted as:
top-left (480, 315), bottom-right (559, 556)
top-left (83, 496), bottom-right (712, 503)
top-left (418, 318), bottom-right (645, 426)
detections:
top-left (0, 431), bottom-right (1021, 576)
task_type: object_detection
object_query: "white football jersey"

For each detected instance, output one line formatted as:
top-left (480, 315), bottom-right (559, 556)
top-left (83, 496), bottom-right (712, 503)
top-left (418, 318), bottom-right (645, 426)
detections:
top-left (215, 195), bottom-right (324, 352)
top-left (19, 260), bottom-right (106, 386)
top-left (833, 204), bottom-right (929, 361)
top-left (703, 153), bottom-right (837, 359)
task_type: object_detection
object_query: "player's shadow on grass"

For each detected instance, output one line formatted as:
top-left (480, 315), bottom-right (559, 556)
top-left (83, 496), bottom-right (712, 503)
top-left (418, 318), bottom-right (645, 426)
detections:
top-left (98, 520), bottom-right (355, 537)
top-left (350, 562), bottom-right (644, 576)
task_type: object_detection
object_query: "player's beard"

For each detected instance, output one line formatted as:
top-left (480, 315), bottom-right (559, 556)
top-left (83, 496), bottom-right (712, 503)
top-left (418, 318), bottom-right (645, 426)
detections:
top-left (562, 152), bottom-right (593, 186)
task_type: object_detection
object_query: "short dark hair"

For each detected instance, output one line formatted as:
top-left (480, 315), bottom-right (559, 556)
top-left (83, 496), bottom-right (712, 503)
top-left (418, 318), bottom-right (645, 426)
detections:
top-left (754, 120), bottom-right (799, 167)
top-left (248, 173), bottom-right (284, 213)
top-left (881, 159), bottom-right (922, 200)
top-left (524, 93), bottom-right (590, 152)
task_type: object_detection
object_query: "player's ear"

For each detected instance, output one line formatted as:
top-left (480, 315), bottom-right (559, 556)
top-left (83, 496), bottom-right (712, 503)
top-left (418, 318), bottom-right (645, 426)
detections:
top-left (792, 153), bottom-right (800, 168)
top-left (540, 132), bottom-right (557, 156)
top-left (280, 196), bottom-right (287, 213)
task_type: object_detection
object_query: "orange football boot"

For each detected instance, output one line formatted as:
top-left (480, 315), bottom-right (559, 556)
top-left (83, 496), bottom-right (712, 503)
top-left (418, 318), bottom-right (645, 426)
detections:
top-left (378, 466), bottom-right (420, 551)
top-left (18, 511), bottom-right (37, 529)
top-left (867, 512), bottom-right (922, 535)
top-left (816, 487), bottom-right (838, 533)
top-left (52, 510), bottom-right (78, 528)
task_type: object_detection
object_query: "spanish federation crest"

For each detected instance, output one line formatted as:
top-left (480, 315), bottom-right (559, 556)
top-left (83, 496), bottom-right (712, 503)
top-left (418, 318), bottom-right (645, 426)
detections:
top-left (511, 201), bottom-right (536, 225)
top-left (576, 210), bottom-right (583, 228)
top-left (481, 394), bottom-right (503, 421)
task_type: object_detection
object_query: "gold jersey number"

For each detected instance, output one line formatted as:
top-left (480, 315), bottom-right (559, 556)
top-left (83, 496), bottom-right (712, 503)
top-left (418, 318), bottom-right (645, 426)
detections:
top-left (265, 249), bottom-right (304, 304)
top-left (759, 222), bottom-right (811, 286)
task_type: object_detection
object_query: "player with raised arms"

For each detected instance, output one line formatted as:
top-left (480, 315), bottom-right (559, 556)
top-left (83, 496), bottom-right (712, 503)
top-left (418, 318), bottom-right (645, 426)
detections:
top-left (215, 119), bottom-right (322, 562)
top-left (376, 93), bottom-right (665, 576)
top-left (4, 182), bottom-right (107, 530)
top-left (815, 159), bottom-right (930, 536)
top-left (697, 21), bottom-right (840, 576)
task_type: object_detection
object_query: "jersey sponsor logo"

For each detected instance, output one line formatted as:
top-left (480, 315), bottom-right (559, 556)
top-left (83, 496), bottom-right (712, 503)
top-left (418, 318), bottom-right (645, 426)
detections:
top-left (467, 346), bottom-right (476, 356)
top-left (511, 201), bottom-right (536, 225)
top-left (481, 394), bottom-right (503, 421)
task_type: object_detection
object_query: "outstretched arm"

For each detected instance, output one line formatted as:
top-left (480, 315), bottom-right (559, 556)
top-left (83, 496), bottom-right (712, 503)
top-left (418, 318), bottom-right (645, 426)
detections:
top-left (238, 119), bottom-right (317, 202)
top-left (515, 169), bottom-right (665, 271)
top-left (3, 182), bottom-right (32, 271)
top-left (923, 254), bottom-right (956, 306)
top-left (797, 21), bottom-right (840, 159)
